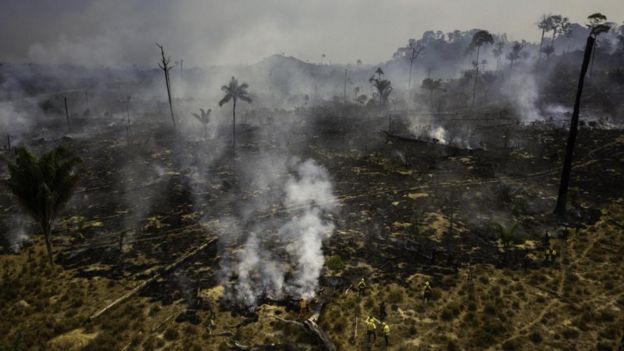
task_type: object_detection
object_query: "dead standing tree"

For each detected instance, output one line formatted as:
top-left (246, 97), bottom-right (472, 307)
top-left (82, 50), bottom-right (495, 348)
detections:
top-left (554, 13), bottom-right (611, 218)
top-left (156, 43), bottom-right (177, 130)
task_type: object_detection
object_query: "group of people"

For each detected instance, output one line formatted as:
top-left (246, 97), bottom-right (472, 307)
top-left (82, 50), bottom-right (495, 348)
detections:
top-left (365, 315), bottom-right (391, 346)
top-left (356, 278), bottom-right (434, 347)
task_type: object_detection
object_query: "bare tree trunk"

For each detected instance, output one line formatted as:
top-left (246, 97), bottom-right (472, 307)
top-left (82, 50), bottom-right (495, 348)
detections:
top-left (64, 97), bottom-right (70, 132)
top-left (164, 70), bottom-right (176, 130)
top-left (589, 40), bottom-right (597, 77)
top-left (554, 35), bottom-right (595, 218)
top-left (343, 69), bottom-right (348, 103)
top-left (232, 98), bottom-right (237, 159)
top-left (472, 46), bottom-right (480, 107)
top-left (538, 29), bottom-right (546, 62)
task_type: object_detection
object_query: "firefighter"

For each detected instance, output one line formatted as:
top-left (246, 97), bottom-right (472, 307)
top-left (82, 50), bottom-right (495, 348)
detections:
top-left (381, 321), bottom-right (390, 346)
top-left (365, 316), bottom-right (378, 343)
top-left (545, 247), bottom-right (557, 264)
top-left (422, 281), bottom-right (432, 304)
top-left (357, 278), bottom-right (367, 296)
top-left (298, 298), bottom-right (308, 319)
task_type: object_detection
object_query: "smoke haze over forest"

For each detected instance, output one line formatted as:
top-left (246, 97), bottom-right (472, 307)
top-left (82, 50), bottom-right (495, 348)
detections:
top-left (1, 0), bottom-right (622, 66)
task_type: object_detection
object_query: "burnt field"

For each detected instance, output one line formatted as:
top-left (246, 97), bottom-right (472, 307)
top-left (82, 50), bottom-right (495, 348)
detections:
top-left (2, 5), bottom-right (624, 350)
top-left (2, 103), bottom-right (624, 350)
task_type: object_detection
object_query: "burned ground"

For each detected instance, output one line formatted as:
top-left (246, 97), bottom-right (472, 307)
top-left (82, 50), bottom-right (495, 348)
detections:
top-left (1, 102), bottom-right (624, 351)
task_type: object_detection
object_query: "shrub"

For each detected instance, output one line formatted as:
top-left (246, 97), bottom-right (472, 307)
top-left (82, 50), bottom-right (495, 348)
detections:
top-left (325, 255), bottom-right (345, 271)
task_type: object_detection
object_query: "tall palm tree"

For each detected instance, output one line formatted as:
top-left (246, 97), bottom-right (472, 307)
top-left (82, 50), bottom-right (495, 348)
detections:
top-left (219, 77), bottom-right (252, 158)
top-left (466, 30), bottom-right (494, 106)
top-left (2, 147), bottom-right (81, 264)
top-left (537, 15), bottom-right (554, 62)
top-left (192, 108), bottom-right (212, 139)
top-left (554, 13), bottom-right (611, 217)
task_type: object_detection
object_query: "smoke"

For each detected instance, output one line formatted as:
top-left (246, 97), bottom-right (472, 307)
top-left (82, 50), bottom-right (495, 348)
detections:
top-left (221, 157), bottom-right (336, 308)
top-left (501, 70), bottom-right (542, 122)
top-left (0, 101), bottom-right (35, 144)
top-left (1, 214), bottom-right (31, 253)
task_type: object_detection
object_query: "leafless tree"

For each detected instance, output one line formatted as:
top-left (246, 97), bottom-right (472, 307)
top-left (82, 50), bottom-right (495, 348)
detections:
top-left (156, 43), bottom-right (177, 129)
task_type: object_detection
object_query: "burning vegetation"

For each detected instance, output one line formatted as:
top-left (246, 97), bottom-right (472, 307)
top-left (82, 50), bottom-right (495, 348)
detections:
top-left (1, 5), bottom-right (624, 351)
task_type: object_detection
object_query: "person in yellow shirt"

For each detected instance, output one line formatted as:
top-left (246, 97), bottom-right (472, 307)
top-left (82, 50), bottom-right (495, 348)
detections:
top-left (381, 321), bottom-right (390, 346)
top-left (358, 278), bottom-right (367, 296)
top-left (366, 316), bottom-right (379, 343)
top-left (422, 281), bottom-right (433, 304)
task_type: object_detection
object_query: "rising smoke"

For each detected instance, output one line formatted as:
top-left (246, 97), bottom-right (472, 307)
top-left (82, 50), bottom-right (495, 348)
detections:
top-left (220, 157), bottom-right (336, 308)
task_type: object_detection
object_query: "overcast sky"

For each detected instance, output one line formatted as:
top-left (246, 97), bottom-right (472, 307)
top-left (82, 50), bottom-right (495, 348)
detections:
top-left (0, 0), bottom-right (621, 67)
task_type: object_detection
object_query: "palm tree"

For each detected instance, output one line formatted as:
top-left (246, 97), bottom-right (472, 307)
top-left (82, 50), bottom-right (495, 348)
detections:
top-left (466, 30), bottom-right (494, 106)
top-left (2, 147), bottom-right (81, 264)
top-left (192, 108), bottom-right (212, 139)
top-left (554, 13), bottom-right (612, 217)
top-left (494, 221), bottom-right (519, 249)
top-left (493, 221), bottom-right (520, 264)
top-left (219, 77), bottom-right (252, 158)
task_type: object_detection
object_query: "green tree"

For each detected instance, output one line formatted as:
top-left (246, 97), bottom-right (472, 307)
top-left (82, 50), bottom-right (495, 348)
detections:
top-left (2, 147), bottom-right (81, 264)
top-left (493, 221), bottom-right (520, 250)
top-left (219, 77), bottom-right (252, 158)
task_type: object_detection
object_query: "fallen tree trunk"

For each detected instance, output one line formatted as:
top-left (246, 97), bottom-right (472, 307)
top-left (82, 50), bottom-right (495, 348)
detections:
top-left (273, 300), bottom-right (336, 351)
top-left (88, 237), bottom-right (216, 321)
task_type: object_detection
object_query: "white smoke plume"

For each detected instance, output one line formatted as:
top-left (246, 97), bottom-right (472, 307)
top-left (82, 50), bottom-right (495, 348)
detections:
top-left (224, 158), bottom-right (336, 308)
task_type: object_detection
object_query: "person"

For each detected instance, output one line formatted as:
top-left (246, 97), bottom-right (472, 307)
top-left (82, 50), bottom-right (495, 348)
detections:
top-left (366, 316), bottom-right (378, 344)
top-left (422, 281), bottom-right (432, 304)
top-left (542, 231), bottom-right (551, 248)
top-left (545, 247), bottom-right (557, 264)
top-left (298, 298), bottom-right (308, 319)
top-left (381, 321), bottom-right (390, 346)
top-left (357, 278), bottom-right (367, 296)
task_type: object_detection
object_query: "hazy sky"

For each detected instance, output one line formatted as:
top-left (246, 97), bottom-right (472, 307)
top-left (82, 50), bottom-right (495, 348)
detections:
top-left (0, 0), bottom-right (621, 66)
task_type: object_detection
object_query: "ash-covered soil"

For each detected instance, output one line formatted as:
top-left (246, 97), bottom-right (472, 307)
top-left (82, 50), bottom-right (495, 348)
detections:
top-left (1, 109), bottom-right (624, 350)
